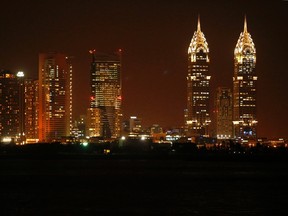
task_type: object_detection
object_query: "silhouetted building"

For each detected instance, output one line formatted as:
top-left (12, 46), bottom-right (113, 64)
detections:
top-left (0, 70), bottom-right (21, 142)
top-left (38, 53), bottom-right (73, 141)
top-left (233, 17), bottom-right (257, 139)
top-left (71, 115), bottom-right (86, 139)
top-left (216, 87), bottom-right (233, 139)
top-left (129, 116), bottom-right (142, 133)
top-left (87, 50), bottom-right (122, 140)
top-left (149, 124), bottom-right (165, 143)
top-left (185, 16), bottom-right (211, 136)
top-left (150, 124), bottom-right (163, 134)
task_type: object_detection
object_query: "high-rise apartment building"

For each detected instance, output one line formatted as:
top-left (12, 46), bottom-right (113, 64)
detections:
top-left (185, 16), bottom-right (211, 136)
top-left (38, 53), bottom-right (73, 142)
top-left (0, 70), bottom-right (21, 141)
top-left (215, 87), bottom-right (233, 139)
top-left (17, 71), bottom-right (25, 144)
top-left (233, 17), bottom-right (257, 139)
top-left (87, 50), bottom-right (122, 140)
top-left (25, 79), bottom-right (39, 141)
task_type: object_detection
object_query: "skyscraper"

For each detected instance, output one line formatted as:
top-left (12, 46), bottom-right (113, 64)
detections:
top-left (0, 70), bottom-right (21, 142)
top-left (215, 87), bottom-right (233, 139)
top-left (17, 71), bottom-right (25, 144)
top-left (38, 53), bottom-right (73, 142)
top-left (25, 79), bottom-right (39, 141)
top-left (233, 17), bottom-right (257, 140)
top-left (185, 16), bottom-right (211, 137)
top-left (87, 50), bottom-right (122, 140)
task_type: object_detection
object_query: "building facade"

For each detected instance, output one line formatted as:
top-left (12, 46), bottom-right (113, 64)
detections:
top-left (24, 79), bottom-right (39, 141)
top-left (185, 16), bottom-right (211, 137)
top-left (87, 50), bottom-right (122, 140)
top-left (71, 115), bottom-right (86, 140)
top-left (38, 53), bottom-right (73, 142)
top-left (0, 70), bottom-right (21, 142)
top-left (233, 17), bottom-right (257, 140)
top-left (215, 87), bottom-right (233, 139)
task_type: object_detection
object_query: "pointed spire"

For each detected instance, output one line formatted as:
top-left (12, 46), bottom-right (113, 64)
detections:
top-left (244, 15), bottom-right (247, 33)
top-left (197, 14), bottom-right (201, 32)
top-left (235, 14), bottom-right (256, 56)
top-left (189, 14), bottom-right (209, 55)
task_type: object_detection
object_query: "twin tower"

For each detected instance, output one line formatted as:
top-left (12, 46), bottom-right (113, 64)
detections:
top-left (185, 16), bottom-right (257, 141)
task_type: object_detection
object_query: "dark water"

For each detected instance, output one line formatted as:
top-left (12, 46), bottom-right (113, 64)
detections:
top-left (1, 156), bottom-right (288, 215)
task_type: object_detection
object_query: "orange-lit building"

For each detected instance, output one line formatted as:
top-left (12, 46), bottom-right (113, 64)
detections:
top-left (86, 50), bottom-right (122, 140)
top-left (233, 17), bottom-right (257, 140)
top-left (185, 16), bottom-right (211, 136)
top-left (38, 53), bottom-right (73, 142)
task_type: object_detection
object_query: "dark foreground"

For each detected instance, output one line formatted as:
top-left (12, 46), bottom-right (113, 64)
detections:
top-left (1, 154), bottom-right (288, 216)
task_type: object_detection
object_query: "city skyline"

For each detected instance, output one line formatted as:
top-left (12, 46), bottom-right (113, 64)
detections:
top-left (0, 0), bottom-right (287, 139)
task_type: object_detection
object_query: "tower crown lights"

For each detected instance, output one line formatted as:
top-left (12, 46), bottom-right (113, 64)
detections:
top-left (234, 16), bottom-right (256, 61)
top-left (188, 15), bottom-right (209, 56)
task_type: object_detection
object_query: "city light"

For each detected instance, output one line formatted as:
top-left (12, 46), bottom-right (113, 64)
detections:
top-left (0, 3), bottom-right (287, 214)
top-left (16, 71), bottom-right (24, 77)
top-left (82, 142), bottom-right (88, 147)
top-left (2, 137), bottom-right (12, 143)
top-left (0, 13), bottom-right (284, 147)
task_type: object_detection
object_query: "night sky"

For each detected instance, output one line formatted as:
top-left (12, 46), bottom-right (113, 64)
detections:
top-left (0, 0), bottom-right (287, 139)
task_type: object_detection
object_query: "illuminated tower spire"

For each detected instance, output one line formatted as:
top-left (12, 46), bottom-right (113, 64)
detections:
top-left (188, 15), bottom-right (209, 63)
top-left (234, 16), bottom-right (256, 63)
top-left (186, 16), bottom-right (211, 137)
top-left (233, 16), bottom-right (257, 141)
top-left (244, 15), bottom-right (247, 33)
top-left (197, 14), bottom-right (201, 32)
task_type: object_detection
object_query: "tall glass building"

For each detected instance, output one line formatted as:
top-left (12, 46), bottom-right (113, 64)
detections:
top-left (233, 17), bottom-right (257, 140)
top-left (87, 50), bottom-right (122, 140)
top-left (38, 53), bottom-right (73, 142)
top-left (185, 16), bottom-right (211, 137)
